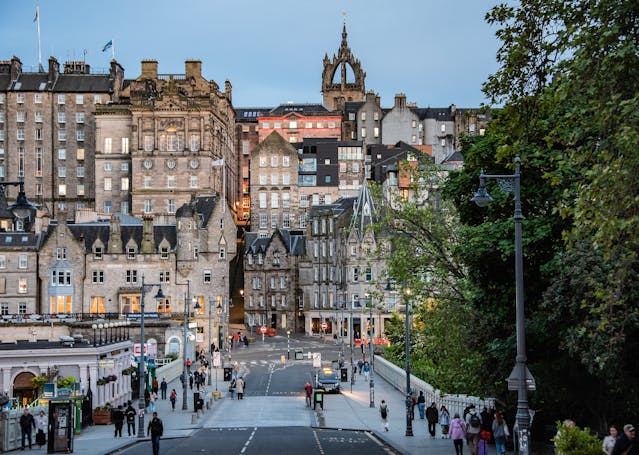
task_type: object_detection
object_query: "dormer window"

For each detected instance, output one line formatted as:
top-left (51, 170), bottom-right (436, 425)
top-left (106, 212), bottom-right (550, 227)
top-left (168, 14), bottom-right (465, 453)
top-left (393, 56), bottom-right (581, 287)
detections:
top-left (219, 247), bottom-right (226, 259)
top-left (127, 247), bottom-right (136, 259)
top-left (247, 255), bottom-right (253, 265)
top-left (257, 254), bottom-right (263, 265)
top-left (273, 252), bottom-right (281, 266)
top-left (94, 246), bottom-right (103, 260)
top-left (160, 247), bottom-right (169, 260)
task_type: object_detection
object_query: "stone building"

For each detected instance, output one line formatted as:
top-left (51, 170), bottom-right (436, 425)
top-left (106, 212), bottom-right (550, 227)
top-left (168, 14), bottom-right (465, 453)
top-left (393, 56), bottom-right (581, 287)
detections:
top-left (94, 59), bottom-right (236, 219)
top-left (249, 132), bottom-right (300, 235)
top-left (257, 104), bottom-right (342, 143)
top-left (243, 229), bottom-right (306, 333)
top-left (0, 56), bottom-right (124, 220)
top-left (321, 22), bottom-right (366, 111)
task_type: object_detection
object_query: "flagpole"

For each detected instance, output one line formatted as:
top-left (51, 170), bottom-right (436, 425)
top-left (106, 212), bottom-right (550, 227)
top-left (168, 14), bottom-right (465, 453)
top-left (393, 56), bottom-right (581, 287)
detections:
top-left (112, 38), bottom-right (115, 60)
top-left (36, 5), bottom-right (43, 72)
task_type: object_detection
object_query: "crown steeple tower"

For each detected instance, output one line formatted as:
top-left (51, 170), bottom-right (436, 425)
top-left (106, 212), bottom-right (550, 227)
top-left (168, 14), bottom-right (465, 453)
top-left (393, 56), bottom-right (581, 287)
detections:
top-left (321, 19), bottom-right (366, 111)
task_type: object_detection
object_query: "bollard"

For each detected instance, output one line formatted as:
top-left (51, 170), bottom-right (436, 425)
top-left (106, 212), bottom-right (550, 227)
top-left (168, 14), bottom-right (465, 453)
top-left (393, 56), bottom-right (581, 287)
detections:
top-left (191, 413), bottom-right (198, 424)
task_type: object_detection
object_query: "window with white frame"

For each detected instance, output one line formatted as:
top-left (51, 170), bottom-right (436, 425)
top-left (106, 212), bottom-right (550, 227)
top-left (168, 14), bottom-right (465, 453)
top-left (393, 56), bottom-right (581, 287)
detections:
top-left (127, 247), bottom-right (136, 259)
top-left (94, 246), bottom-right (103, 259)
top-left (144, 176), bottom-right (152, 189)
top-left (259, 212), bottom-right (267, 229)
top-left (126, 270), bottom-right (138, 284)
top-left (77, 165), bottom-right (84, 178)
top-left (204, 270), bottom-right (212, 283)
top-left (76, 130), bottom-right (85, 141)
top-left (94, 94), bottom-right (102, 104)
top-left (92, 270), bottom-right (104, 284)
top-left (57, 94), bottom-right (65, 105)
top-left (270, 212), bottom-right (278, 228)
top-left (34, 93), bottom-right (42, 104)
top-left (167, 175), bottom-right (176, 188)
top-left (271, 193), bottom-right (279, 208)
top-left (259, 192), bottom-right (267, 208)
top-left (18, 279), bottom-right (27, 294)
top-left (160, 247), bottom-right (169, 259)
top-left (58, 129), bottom-right (66, 141)
top-left (144, 135), bottom-right (153, 151)
top-left (144, 199), bottom-right (152, 214)
top-left (259, 173), bottom-right (267, 185)
top-left (16, 111), bottom-right (25, 123)
top-left (159, 271), bottom-right (170, 283)
top-left (190, 175), bottom-right (199, 188)
top-left (121, 137), bottom-right (129, 154)
top-left (104, 178), bottom-right (112, 191)
top-left (104, 200), bottom-right (112, 213)
top-left (16, 93), bottom-right (25, 104)
top-left (76, 112), bottom-right (84, 123)
top-left (271, 173), bottom-right (279, 185)
top-left (76, 94), bottom-right (84, 105)
top-left (18, 254), bottom-right (27, 269)
top-left (121, 177), bottom-right (129, 191)
top-left (168, 199), bottom-right (176, 214)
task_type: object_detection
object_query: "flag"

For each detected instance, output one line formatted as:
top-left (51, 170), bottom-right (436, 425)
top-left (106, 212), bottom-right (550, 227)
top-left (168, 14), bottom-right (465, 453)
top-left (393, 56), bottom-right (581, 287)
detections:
top-left (101, 40), bottom-right (112, 52)
top-left (33, 6), bottom-right (39, 23)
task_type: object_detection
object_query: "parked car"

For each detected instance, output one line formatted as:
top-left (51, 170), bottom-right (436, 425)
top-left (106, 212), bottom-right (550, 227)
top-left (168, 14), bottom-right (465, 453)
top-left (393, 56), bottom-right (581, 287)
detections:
top-left (315, 368), bottom-right (341, 393)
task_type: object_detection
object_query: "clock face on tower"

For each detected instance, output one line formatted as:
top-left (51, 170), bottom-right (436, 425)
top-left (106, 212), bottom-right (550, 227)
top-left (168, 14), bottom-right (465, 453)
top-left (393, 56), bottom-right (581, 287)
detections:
top-left (143, 160), bottom-right (153, 169)
top-left (167, 159), bottom-right (176, 169)
top-left (190, 159), bottom-right (199, 169)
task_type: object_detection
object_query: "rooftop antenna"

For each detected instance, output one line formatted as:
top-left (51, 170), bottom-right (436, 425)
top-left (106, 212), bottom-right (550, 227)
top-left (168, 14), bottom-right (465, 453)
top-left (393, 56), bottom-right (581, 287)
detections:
top-left (34, 3), bottom-right (43, 72)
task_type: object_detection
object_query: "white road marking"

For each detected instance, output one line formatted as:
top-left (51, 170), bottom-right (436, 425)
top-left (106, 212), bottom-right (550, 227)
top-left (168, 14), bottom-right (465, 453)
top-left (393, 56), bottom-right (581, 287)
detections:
top-left (240, 427), bottom-right (258, 454)
top-left (313, 429), bottom-right (325, 454)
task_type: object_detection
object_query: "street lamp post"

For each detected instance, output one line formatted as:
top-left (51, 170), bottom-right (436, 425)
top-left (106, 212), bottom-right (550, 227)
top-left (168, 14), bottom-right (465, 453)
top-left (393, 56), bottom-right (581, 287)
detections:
top-left (182, 281), bottom-right (201, 411)
top-left (208, 299), bottom-right (213, 386)
top-left (404, 288), bottom-right (413, 437)
top-left (472, 156), bottom-right (530, 455)
top-left (137, 275), bottom-right (165, 439)
top-left (366, 293), bottom-right (375, 408)
top-left (286, 330), bottom-right (291, 359)
top-left (97, 323), bottom-right (104, 345)
top-left (0, 180), bottom-right (38, 230)
top-left (349, 301), bottom-right (354, 393)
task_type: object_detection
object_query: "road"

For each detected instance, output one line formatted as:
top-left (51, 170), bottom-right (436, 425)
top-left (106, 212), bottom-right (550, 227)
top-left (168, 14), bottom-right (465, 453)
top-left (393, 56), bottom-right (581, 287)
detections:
top-left (119, 334), bottom-right (396, 454)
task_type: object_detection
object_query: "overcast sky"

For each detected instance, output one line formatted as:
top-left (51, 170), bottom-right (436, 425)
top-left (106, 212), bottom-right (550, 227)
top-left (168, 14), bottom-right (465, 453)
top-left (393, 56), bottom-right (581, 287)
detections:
top-left (1, 0), bottom-right (504, 109)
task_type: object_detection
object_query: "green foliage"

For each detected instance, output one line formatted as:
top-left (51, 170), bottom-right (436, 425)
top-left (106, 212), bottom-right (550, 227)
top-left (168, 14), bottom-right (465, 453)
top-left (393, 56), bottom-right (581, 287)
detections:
top-left (552, 421), bottom-right (602, 455)
top-left (31, 375), bottom-right (47, 392)
top-left (56, 376), bottom-right (77, 389)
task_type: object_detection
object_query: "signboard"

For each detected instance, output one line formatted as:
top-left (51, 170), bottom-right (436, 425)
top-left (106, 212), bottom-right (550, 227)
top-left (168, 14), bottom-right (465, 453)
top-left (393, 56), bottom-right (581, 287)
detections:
top-left (321, 322), bottom-right (328, 330)
top-left (312, 352), bottom-right (321, 368)
top-left (42, 383), bottom-right (56, 398)
top-left (126, 312), bottom-right (160, 319)
top-left (134, 342), bottom-right (157, 358)
top-left (98, 359), bottom-right (115, 368)
top-left (259, 325), bottom-right (267, 334)
top-left (212, 351), bottom-right (221, 368)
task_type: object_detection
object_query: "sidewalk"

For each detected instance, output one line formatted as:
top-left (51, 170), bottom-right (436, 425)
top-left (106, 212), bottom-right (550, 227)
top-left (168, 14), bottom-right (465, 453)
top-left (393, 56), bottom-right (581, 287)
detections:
top-left (73, 372), bottom-right (219, 455)
top-left (317, 368), bottom-right (498, 455)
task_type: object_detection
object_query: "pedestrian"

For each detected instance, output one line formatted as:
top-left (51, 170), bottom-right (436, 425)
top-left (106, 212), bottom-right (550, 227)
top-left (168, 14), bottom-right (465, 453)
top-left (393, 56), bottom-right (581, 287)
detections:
top-left (236, 376), bottom-right (245, 400)
top-left (450, 412), bottom-right (467, 455)
top-left (305, 382), bottom-right (312, 407)
top-left (169, 389), bottom-right (177, 411)
top-left (379, 400), bottom-right (389, 432)
top-left (125, 401), bottom-right (136, 435)
top-left (229, 377), bottom-right (236, 399)
top-left (189, 373), bottom-right (194, 390)
top-left (243, 335), bottom-right (249, 348)
top-left (492, 411), bottom-right (509, 455)
top-left (612, 424), bottom-right (638, 455)
top-left (112, 405), bottom-right (125, 437)
top-left (186, 358), bottom-right (192, 372)
top-left (440, 405), bottom-right (451, 439)
top-left (357, 359), bottom-right (363, 375)
top-left (417, 391), bottom-right (426, 419)
top-left (465, 404), bottom-right (482, 455)
top-left (160, 378), bottom-right (168, 399)
top-left (19, 408), bottom-right (36, 450)
top-left (149, 391), bottom-right (157, 413)
top-left (363, 361), bottom-right (370, 381)
top-left (35, 410), bottom-right (47, 447)
top-left (426, 401), bottom-right (439, 438)
top-left (603, 425), bottom-right (619, 455)
top-left (151, 377), bottom-right (159, 395)
top-left (147, 412), bottom-right (163, 455)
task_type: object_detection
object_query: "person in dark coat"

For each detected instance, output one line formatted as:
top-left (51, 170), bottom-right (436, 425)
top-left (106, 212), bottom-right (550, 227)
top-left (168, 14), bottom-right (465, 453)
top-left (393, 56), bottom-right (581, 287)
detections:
top-left (19, 409), bottom-right (36, 450)
top-left (612, 424), bottom-right (639, 455)
top-left (426, 402), bottom-right (439, 438)
top-left (125, 401), bottom-right (136, 436)
top-left (112, 405), bottom-right (125, 437)
top-left (147, 412), bottom-right (164, 455)
top-left (160, 378), bottom-right (168, 399)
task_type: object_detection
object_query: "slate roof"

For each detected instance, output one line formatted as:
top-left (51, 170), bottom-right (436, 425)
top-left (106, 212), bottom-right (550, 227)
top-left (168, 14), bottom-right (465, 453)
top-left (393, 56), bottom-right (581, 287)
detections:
top-left (1, 68), bottom-right (114, 93)
top-left (244, 229), bottom-right (306, 256)
top-left (236, 107), bottom-right (273, 120)
top-left (0, 231), bottom-right (42, 249)
top-left (344, 101), bottom-right (365, 115)
top-left (0, 74), bottom-right (10, 91)
top-left (244, 233), bottom-right (269, 255)
top-left (269, 104), bottom-right (330, 115)
top-left (68, 222), bottom-right (177, 253)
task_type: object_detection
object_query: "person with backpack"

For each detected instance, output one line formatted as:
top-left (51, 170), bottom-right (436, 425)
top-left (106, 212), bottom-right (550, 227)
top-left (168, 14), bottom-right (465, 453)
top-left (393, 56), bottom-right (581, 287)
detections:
top-left (450, 413), bottom-right (467, 455)
top-left (147, 412), bottom-right (163, 455)
top-left (379, 400), bottom-right (389, 431)
top-left (112, 405), bottom-right (125, 437)
top-left (466, 404), bottom-right (482, 455)
top-left (125, 401), bottom-right (136, 435)
top-left (426, 402), bottom-right (439, 438)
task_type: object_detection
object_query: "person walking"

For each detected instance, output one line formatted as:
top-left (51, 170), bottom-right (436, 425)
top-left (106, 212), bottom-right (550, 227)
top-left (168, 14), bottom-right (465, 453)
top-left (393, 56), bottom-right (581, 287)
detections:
top-left (19, 408), bottom-right (36, 450)
top-left (149, 391), bottom-right (157, 413)
top-left (363, 361), bottom-right (370, 381)
top-left (229, 377), bottom-right (236, 399)
top-left (305, 382), bottom-right (312, 407)
top-left (440, 405), bottom-right (451, 439)
top-left (450, 413), bottom-right (467, 455)
top-left (612, 424), bottom-right (638, 455)
top-left (112, 405), bottom-right (125, 437)
top-left (417, 391), bottom-right (426, 419)
top-left (160, 378), bottom-right (168, 400)
top-left (465, 404), bottom-right (482, 455)
top-left (35, 410), bottom-right (47, 447)
top-left (147, 412), bottom-right (163, 455)
top-left (603, 425), bottom-right (619, 455)
top-left (125, 401), bottom-right (136, 436)
top-left (426, 402), bottom-right (439, 438)
top-left (492, 411), bottom-right (509, 455)
top-left (169, 389), bottom-right (177, 411)
top-left (379, 400), bottom-right (389, 432)
top-left (236, 376), bottom-right (245, 400)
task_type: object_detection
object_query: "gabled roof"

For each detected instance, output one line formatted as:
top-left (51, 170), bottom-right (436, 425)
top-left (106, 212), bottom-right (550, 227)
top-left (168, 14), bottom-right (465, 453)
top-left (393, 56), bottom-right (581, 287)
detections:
top-left (53, 74), bottom-right (113, 93)
top-left (67, 219), bottom-right (177, 253)
top-left (244, 229), bottom-right (306, 256)
top-left (344, 101), bottom-right (365, 114)
top-left (350, 179), bottom-right (377, 240)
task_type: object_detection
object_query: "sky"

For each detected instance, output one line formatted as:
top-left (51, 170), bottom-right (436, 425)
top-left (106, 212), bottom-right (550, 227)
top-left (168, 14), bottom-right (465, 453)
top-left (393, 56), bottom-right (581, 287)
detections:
top-left (1, 0), bottom-right (504, 109)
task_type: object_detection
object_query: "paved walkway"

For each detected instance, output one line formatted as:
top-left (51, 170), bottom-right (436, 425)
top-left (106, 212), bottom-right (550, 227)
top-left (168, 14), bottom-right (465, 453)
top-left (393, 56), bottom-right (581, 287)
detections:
top-left (64, 349), bottom-right (497, 455)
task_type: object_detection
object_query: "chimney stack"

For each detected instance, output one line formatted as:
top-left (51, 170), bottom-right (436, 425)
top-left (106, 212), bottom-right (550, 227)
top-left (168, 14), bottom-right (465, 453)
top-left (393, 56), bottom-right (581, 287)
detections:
top-left (141, 60), bottom-right (158, 79)
top-left (185, 60), bottom-right (202, 80)
top-left (141, 215), bottom-right (155, 254)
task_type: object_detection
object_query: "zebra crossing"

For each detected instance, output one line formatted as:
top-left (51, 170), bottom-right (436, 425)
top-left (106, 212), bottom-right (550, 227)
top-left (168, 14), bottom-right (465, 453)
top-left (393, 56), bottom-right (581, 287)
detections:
top-left (235, 359), bottom-right (312, 366)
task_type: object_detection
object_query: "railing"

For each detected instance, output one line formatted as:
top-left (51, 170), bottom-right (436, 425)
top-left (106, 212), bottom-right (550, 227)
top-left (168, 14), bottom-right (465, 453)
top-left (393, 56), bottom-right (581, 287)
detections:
top-left (0, 312), bottom-right (177, 323)
top-left (374, 355), bottom-right (495, 419)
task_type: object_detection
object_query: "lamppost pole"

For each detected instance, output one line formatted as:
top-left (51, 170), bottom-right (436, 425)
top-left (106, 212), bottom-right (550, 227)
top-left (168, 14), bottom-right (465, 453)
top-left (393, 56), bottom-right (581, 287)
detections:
top-left (137, 275), bottom-right (165, 439)
top-left (208, 298), bottom-right (213, 386)
top-left (287, 330), bottom-right (291, 359)
top-left (368, 294), bottom-right (375, 408)
top-left (349, 302), bottom-right (354, 393)
top-left (181, 280), bottom-right (200, 411)
top-left (472, 157), bottom-right (530, 454)
top-left (404, 288), bottom-right (413, 436)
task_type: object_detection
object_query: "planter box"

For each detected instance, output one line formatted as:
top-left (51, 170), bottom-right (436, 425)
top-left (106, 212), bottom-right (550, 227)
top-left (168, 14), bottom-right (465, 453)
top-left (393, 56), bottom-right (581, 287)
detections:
top-left (93, 410), bottom-right (111, 425)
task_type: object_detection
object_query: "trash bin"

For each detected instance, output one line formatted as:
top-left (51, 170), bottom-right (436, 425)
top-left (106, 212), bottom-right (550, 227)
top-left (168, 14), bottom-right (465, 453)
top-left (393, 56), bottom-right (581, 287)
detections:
top-left (313, 390), bottom-right (324, 410)
top-left (295, 349), bottom-right (304, 360)
top-left (193, 392), bottom-right (201, 411)
top-left (340, 367), bottom-right (348, 382)
top-left (223, 367), bottom-right (232, 381)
